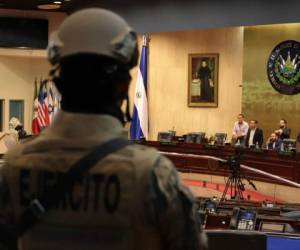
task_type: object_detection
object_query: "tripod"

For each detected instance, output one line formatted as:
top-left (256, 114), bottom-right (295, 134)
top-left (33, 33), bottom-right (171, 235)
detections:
top-left (221, 155), bottom-right (256, 201)
top-left (221, 164), bottom-right (245, 201)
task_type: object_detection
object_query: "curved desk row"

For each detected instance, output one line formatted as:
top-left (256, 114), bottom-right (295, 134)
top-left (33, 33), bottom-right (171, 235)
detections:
top-left (142, 141), bottom-right (300, 187)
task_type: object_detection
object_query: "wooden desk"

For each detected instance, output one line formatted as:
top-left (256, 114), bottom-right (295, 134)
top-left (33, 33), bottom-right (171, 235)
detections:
top-left (142, 141), bottom-right (300, 187)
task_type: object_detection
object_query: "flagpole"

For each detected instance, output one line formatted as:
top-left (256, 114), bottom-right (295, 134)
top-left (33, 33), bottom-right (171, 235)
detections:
top-left (32, 78), bottom-right (39, 134)
top-left (144, 34), bottom-right (150, 139)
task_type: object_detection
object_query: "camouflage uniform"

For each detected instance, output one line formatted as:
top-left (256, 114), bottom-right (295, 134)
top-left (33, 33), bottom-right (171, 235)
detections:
top-left (0, 111), bottom-right (205, 250)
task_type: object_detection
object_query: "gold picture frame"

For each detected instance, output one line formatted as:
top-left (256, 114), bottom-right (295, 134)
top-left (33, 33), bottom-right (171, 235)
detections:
top-left (188, 53), bottom-right (219, 107)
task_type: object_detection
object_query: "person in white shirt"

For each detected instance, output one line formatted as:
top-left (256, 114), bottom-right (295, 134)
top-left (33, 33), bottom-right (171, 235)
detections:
top-left (232, 114), bottom-right (249, 145)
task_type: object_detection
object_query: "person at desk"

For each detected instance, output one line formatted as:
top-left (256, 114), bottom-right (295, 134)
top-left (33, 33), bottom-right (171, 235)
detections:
top-left (232, 114), bottom-right (249, 145)
top-left (266, 132), bottom-right (282, 150)
top-left (275, 119), bottom-right (291, 140)
top-left (245, 120), bottom-right (263, 148)
top-left (8, 117), bottom-right (27, 140)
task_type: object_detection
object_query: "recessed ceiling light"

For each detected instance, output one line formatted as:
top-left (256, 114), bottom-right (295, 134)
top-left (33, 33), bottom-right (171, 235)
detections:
top-left (37, 4), bottom-right (61, 10)
top-left (54, 1), bottom-right (62, 4)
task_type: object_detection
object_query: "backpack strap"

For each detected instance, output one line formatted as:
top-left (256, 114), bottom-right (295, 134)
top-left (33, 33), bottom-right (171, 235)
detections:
top-left (17, 138), bottom-right (130, 236)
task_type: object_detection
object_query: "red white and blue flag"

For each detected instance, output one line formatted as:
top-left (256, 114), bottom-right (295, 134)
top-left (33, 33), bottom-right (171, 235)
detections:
top-left (32, 80), bottom-right (50, 134)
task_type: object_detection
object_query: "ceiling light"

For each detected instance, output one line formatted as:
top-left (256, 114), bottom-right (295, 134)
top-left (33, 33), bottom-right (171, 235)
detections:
top-left (54, 1), bottom-right (62, 4)
top-left (37, 4), bottom-right (61, 10)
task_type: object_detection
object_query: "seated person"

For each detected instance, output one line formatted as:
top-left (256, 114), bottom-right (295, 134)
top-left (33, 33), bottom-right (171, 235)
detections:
top-left (8, 117), bottom-right (19, 141)
top-left (266, 132), bottom-right (282, 150)
top-left (275, 119), bottom-right (291, 140)
top-left (15, 124), bottom-right (27, 139)
top-left (245, 120), bottom-right (263, 148)
top-left (232, 113), bottom-right (249, 145)
top-left (8, 117), bottom-right (27, 140)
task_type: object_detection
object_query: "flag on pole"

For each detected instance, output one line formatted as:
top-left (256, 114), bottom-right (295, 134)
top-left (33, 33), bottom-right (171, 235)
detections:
top-left (32, 80), bottom-right (50, 134)
top-left (52, 82), bottom-right (61, 115)
top-left (48, 82), bottom-right (55, 123)
top-left (32, 79), bottom-right (40, 134)
top-left (48, 81), bottom-right (61, 123)
top-left (130, 35), bottom-right (149, 140)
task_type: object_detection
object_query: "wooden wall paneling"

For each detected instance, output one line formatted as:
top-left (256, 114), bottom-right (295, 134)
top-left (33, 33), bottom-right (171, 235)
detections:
top-left (128, 27), bottom-right (244, 140)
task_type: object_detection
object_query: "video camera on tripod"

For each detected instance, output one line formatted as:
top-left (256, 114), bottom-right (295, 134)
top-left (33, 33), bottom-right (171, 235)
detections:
top-left (226, 155), bottom-right (241, 171)
top-left (220, 153), bottom-right (256, 201)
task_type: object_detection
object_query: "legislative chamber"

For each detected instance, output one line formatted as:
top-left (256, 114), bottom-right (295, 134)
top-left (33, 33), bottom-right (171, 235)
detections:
top-left (141, 137), bottom-right (300, 249)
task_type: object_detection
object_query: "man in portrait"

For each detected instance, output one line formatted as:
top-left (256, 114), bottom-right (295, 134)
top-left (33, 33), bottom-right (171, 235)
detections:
top-left (197, 59), bottom-right (214, 102)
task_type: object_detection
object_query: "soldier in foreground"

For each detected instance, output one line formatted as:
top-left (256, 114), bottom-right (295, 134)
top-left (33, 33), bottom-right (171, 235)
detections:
top-left (0, 8), bottom-right (206, 250)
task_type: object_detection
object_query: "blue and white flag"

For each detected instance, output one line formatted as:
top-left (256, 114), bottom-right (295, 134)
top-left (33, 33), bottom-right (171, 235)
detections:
top-left (130, 35), bottom-right (149, 140)
top-left (47, 81), bottom-right (61, 123)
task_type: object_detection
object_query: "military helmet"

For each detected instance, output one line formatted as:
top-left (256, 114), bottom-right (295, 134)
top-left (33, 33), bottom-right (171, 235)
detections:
top-left (47, 8), bottom-right (139, 69)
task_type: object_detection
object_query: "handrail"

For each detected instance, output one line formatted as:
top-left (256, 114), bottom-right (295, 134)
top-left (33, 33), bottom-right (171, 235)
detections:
top-left (159, 151), bottom-right (300, 188)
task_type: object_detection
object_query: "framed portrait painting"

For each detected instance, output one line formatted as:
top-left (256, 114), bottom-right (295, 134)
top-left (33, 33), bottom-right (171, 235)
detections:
top-left (188, 53), bottom-right (219, 107)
